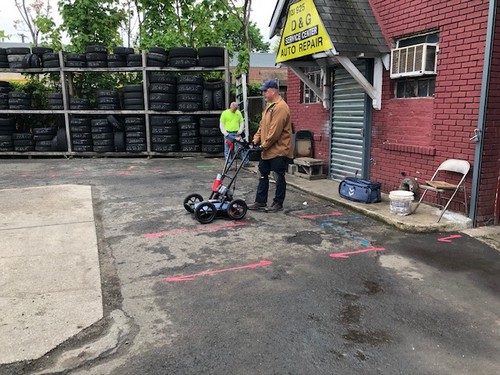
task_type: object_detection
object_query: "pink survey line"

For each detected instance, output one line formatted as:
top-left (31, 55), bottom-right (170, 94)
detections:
top-left (438, 234), bottom-right (462, 242)
top-left (299, 212), bottom-right (344, 219)
top-left (330, 247), bottom-right (385, 259)
top-left (164, 260), bottom-right (273, 282)
top-left (144, 221), bottom-right (248, 238)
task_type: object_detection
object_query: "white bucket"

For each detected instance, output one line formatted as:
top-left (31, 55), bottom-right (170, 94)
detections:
top-left (389, 190), bottom-right (414, 216)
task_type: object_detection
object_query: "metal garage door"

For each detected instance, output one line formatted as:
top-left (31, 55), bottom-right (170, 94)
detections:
top-left (329, 62), bottom-right (369, 180)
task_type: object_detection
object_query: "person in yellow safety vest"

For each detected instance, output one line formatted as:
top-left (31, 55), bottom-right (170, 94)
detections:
top-left (219, 101), bottom-right (249, 167)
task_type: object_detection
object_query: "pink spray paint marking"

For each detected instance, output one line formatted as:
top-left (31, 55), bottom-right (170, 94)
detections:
top-left (330, 247), bottom-right (385, 259)
top-left (299, 212), bottom-right (344, 219)
top-left (438, 234), bottom-right (462, 242)
top-left (164, 260), bottom-right (273, 282)
top-left (145, 221), bottom-right (249, 239)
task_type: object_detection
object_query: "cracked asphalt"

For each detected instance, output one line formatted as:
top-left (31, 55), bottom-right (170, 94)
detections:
top-left (0, 157), bottom-right (498, 375)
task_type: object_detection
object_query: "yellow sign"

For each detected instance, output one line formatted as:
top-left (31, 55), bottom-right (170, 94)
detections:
top-left (276, 0), bottom-right (333, 63)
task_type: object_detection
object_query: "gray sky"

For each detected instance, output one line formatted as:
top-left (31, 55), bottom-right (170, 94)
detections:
top-left (1, 0), bottom-right (277, 44)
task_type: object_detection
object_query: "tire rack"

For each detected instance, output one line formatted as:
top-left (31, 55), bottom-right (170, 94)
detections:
top-left (0, 49), bottom-right (230, 157)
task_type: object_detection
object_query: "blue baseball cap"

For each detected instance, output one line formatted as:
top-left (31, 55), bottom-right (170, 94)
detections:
top-left (259, 79), bottom-right (279, 91)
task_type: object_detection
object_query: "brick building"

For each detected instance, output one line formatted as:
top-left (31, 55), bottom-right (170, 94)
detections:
top-left (269, 0), bottom-right (500, 227)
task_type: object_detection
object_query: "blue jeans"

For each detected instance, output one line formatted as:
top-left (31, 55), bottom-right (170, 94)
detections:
top-left (224, 132), bottom-right (248, 166)
top-left (255, 156), bottom-right (290, 205)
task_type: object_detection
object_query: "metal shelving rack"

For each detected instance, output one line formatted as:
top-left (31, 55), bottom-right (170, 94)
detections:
top-left (0, 49), bottom-right (230, 157)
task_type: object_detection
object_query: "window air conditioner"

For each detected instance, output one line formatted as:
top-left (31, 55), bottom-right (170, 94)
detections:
top-left (390, 43), bottom-right (437, 78)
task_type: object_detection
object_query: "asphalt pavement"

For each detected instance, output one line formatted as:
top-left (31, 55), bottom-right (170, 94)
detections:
top-left (0, 158), bottom-right (498, 368)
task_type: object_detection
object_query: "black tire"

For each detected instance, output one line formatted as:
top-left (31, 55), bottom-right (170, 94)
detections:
top-left (203, 79), bottom-right (225, 90)
top-left (201, 136), bottom-right (224, 145)
top-left (198, 56), bottom-right (224, 67)
top-left (197, 47), bottom-right (224, 57)
top-left (151, 125), bottom-right (177, 135)
top-left (86, 52), bottom-right (108, 61)
top-left (177, 115), bottom-right (197, 123)
top-left (124, 84), bottom-right (144, 92)
top-left (12, 133), bottom-right (33, 140)
top-left (177, 84), bottom-right (203, 94)
top-left (93, 145), bottom-right (115, 153)
top-left (169, 47), bottom-right (197, 58)
top-left (226, 199), bottom-right (247, 220)
top-left (177, 101), bottom-right (202, 111)
top-left (149, 46), bottom-right (168, 55)
top-left (87, 60), bottom-right (107, 68)
top-left (113, 46), bottom-right (134, 55)
top-left (179, 129), bottom-right (198, 138)
top-left (32, 127), bottom-right (57, 135)
top-left (124, 124), bottom-right (146, 132)
top-left (149, 73), bottom-right (177, 84)
top-left (70, 125), bottom-right (92, 133)
top-left (65, 53), bottom-right (86, 61)
top-left (13, 139), bottom-right (35, 146)
top-left (200, 127), bottom-right (220, 136)
top-left (150, 115), bottom-right (177, 126)
top-left (179, 136), bottom-right (199, 146)
top-left (152, 134), bottom-right (178, 143)
top-left (150, 102), bottom-right (176, 111)
top-left (177, 93), bottom-right (202, 102)
top-left (149, 92), bottom-right (176, 102)
top-left (86, 45), bottom-right (108, 54)
top-left (106, 115), bottom-right (124, 130)
top-left (194, 201), bottom-right (217, 224)
top-left (125, 144), bottom-right (147, 152)
top-left (114, 132), bottom-right (125, 151)
top-left (72, 138), bottom-right (93, 146)
top-left (33, 134), bottom-right (54, 141)
top-left (202, 89), bottom-right (213, 110)
top-left (65, 60), bottom-right (86, 68)
top-left (149, 83), bottom-right (176, 94)
top-left (201, 144), bottom-right (224, 154)
top-left (57, 127), bottom-right (68, 151)
top-left (91, 126), bottom-right (113, 134)
top-left (147, 52), bottom-right (168, 63)
top-left (178, 122), bottom-right (198, 131)
top-left (93, 138), bottom-right (114, 146)
top-left (124, 117), bottom-right (145, 125)
top-left (152, 143), bottom-right (179, 153)
top-left (123, 98), bottom-right (145, 107)
top-left (92, 132), bottom-right (114, 140)
top-left (6, 47), bottom-right (30, 54)
top-left (73, 145), bottom-right (93, 152)
top-left (126, 131), bottom-right (146, 138)
top-left (177, 75), bottom-right (203, 85)
top-left (169, 57), bottom-right (197, 68)
top-left (91, 118), bottom-right (108, 127)
top-left (70, 117), bottom-right (91, 126)
top-left (43, 60), bottom-right (60, 68)
top-left (183, 193), bottom-right (203, 213)
top-left (71, 132), bottom-right (92, 139)
top-left (213, 88), bottom-right (225, 109)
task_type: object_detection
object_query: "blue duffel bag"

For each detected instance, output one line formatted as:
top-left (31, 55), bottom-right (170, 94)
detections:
top-left (339, 177), bottom-right (381, 203)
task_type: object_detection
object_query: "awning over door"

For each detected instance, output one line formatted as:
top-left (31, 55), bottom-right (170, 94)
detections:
top-left (269, 0), bottom-right (390, 110)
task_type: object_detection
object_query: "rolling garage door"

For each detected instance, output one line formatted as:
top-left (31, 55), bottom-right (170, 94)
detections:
top-left (329, 61), bottom-right (370, 180)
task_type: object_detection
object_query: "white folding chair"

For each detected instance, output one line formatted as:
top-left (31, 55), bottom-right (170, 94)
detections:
top-left (417, 159), bottom-right (470, 222)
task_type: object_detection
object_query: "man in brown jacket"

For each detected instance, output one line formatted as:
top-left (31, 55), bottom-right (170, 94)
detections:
top-left (248, 79), bottom-right (293, 212)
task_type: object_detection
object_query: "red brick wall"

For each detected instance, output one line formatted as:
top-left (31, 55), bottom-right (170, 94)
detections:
top-left (477, 6), bottom-right (500, 225)
top-left (287, 72), bottom-right (331, 160)
top-left (368, 0), bottom-right (489, 214)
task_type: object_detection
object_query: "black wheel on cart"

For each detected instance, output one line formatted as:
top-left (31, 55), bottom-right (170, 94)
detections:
top-left (194, 201), bottom-right (217, 224)
top-left (183, 193), bottom-right (203, 213)
top-left (227, 199), bottom-right (247, 220)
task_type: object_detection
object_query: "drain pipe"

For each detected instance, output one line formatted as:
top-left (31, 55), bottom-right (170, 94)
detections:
top-left (470, 0), bottom-right (497, 227)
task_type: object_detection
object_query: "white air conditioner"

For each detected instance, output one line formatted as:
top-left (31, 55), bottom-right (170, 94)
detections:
top-left (390, 43), bottom-right (437, 78)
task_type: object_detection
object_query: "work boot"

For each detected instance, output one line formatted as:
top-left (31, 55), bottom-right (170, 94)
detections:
top-left (247, 202), bottom-right (266, 210)
top-left (266, 201), bottom-right (283, 212)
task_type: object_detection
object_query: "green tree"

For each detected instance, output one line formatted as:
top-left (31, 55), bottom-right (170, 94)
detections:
top-left (58, 0), bottom-right (126, 52)
top-left (14, 0), bottom-right (57, 46)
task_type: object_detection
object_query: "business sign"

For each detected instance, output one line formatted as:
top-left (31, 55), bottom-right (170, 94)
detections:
top-left (276, 0), bottom-right (333, 63)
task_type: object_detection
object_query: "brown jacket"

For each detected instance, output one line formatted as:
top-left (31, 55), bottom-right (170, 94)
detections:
top-left (253, 97), bottom-right (293, 160)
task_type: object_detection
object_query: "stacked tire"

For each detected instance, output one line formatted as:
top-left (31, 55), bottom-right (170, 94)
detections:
top-left (124, 116), bottom-right (147, 152)
top-left (0, 81), bottom-right (11, 109)
top-left (203, 79), bottom-right (225, 110)
top-left (6, 47), bottom-right (30, 69)
top-left (96, 89), bottom-right (120, 110)
top-left (0, 117), bottom-right (16, 152)
top-left (9, 92), bottom-right (31, 110)
top-left (33, 127), bottom-right (57, 152)
top-left (177, 115), bottom-right (200, 152)
top-left (168, 47), bottom-right (197, 68)
top-left (48, 92), bottom-right (64, 110)
top-left (197, 47), bottom-right (225, 68)
top-left (91, 117), bottom-right (115, 153)
top-left (70, 97), bottom-right (92, 110)
top-left (12, 133), bottom-right (35, 152)
top-left (147, 47), bottom-right (168, 67)
top-left (109, 46), bottom-right (134, 68)
top-left (70, 117), bottom-right (92, 152)
top-left (177, 75), bottom-right (203, 112)
top-left (65, 53), bottom-right (86, 68)
top-left (127, 53), bottom-right (142, 67)
top-left (42, 52), bottom-right (60, 68)
top-left (149, 74), bottom-right (176, 112)
top-left (86, 45), bottom-right (108, 68)
top-left (123, 84), bottom-right (144, 110)
top-left (199, 117), bottom-right (224, 153)
top-left (150, 115), bottom-right (178, 152)
top-left (0, 48), bottom-right (8, 69)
